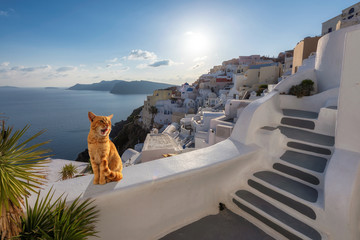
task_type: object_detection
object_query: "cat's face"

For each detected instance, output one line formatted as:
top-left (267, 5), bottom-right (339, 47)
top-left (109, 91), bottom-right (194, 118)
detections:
top-left (88, 112), bottom-right (113, 137)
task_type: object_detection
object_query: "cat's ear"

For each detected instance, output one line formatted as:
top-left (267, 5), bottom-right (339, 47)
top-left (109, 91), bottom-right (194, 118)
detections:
top-left (88, 112), bottom-right (96, 122)
top-left (108, 114), bottom-right (113, 120)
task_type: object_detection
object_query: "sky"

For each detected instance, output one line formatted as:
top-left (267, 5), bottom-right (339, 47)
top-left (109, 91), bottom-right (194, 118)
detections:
top-left (0, 0), bottom-right (358, 87)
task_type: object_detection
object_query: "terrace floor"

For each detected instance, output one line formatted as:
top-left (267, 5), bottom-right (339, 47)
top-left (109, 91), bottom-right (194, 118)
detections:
top-left (160, 208), bottom-right (274, 240)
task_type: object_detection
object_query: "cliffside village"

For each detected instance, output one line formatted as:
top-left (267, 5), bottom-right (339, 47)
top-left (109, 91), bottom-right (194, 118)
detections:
top-left (120, 2), bottom-right (360, 166)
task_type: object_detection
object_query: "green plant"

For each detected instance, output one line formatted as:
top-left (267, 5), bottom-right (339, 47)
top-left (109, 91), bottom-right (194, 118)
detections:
top-left (0, 122), bottom-right (51, 239)
top-left (19, 188), bottom-right (99, 239)
top-left (289, 79), bottom-right (314, 98)
top-left (59, 163), bottom-right (78, 181)
top-left (256, 84), bottom-right (268, 96)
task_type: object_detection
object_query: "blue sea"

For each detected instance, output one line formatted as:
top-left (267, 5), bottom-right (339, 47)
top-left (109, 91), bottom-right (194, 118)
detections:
top-left (0, 88), bottom-right (147, 160)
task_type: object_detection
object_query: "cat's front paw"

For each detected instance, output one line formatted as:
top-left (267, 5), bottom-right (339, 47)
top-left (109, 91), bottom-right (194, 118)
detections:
top-left (93, 179), bottom-right (99, 185)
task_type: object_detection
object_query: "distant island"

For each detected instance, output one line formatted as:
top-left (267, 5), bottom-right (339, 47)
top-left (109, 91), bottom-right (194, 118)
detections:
top-left (0, 86), bottom-right (18, 89)
top-left (68, 80), bottom-right (175, 94)
top-left (45, 87), bottom-right (63, 89)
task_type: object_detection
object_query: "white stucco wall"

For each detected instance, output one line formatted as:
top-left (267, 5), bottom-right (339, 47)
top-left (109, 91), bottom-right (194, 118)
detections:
top-left (315, 24), bottom-right (360, 92)
top-left (279, 87), bottom-right (338, 113)
top-left (335, 28), bottom-right (360, 152)
top-left (230, 91), bottom-right (282, 145)
top-left (322, 27), bottom-right (360, 240)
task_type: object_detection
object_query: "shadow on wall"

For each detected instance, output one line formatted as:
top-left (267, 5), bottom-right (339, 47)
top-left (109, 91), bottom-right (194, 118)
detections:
top-left (83, 176), bottom-right (118, 198)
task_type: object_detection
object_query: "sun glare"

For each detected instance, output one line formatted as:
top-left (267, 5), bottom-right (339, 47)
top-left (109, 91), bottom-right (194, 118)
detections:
top-left (184, 31), bottom-right (210, 55)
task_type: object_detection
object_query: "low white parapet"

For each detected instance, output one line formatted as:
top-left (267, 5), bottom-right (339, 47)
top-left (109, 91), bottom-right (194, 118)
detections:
top-left (29, 139), bottom-right (260, 240)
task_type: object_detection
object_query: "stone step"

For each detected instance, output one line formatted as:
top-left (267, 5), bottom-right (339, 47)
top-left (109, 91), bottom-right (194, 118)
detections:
top-left (273, 163), bottom-right (320, 185)
top-left (254, 171), bottom-right (318, 203)
top-left (281, 117), bottom-right (315, 130)
top-left (278, 126), bottom-right (335, 146)
top-left (232, 198), bottom-right (302, 240)
top-left (280, 150), bottom-right (328, 173)
top-left (233, 190), bottom-right (321, 240)
top-left (282, 109), bottom-right (318, 119)
top-left (248, 179), bottom-right (316, 220)
top-left (287, 141), bottom-right (332, 155)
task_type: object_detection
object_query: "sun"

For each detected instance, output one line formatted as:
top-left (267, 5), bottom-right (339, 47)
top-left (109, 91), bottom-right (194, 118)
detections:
top-left (184, 31), bottom-right (210, 55)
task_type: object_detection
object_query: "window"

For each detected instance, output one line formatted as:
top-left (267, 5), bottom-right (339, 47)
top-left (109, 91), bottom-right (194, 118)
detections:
top-left (349, 8), bottom-right (355, 14)
top-left (328, 27), bottom-right (332, 33)
top-left (348, 15), bottom-right (354, 19)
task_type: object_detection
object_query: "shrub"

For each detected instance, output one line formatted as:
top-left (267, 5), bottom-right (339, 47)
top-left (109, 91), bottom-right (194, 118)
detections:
top-left (20, 189), bottom-right (99, 239)
top-left (289, 79), bottom-right (314, 98)
top-left (256, 84), bottom-right (268, 96)
top-left (59, 163), bottom-right (78, 181)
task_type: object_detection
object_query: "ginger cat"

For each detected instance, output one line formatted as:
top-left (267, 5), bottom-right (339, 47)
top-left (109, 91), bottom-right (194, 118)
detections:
top-left (88, 112), bottom-right (123, 185)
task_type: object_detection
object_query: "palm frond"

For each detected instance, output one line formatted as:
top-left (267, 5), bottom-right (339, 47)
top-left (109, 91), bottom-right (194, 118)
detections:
top-left (0, 122), bottom-right (51, 216)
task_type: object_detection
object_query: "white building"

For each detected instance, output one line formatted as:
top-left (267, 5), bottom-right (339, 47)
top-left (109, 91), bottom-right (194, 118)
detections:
top-left (140, 133), bottom-right (183, 163)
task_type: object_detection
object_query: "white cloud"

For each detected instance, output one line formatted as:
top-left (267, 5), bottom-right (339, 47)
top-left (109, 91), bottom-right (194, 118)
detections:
top-left (107, 57), bottom-right (118, 63)
top-left (120, 66), bottom-right (130, 71)
top-left (0, 8), bottom-right (14, 16)
top-left (23, 65), bottom-right (51, 72)
top-left (1, 62), bottom-right (10, 67)
top-left (56, 66), bottom-right (77, 72)
top-left (0, 10), bottom-right (8, 16)
top-left (148, 59), bottom-right (172, 67)
top-left (191, 62), bottom-right (205, 70)
top-left (109, 66), bottom-right (130, 73)
top-left (106, 63), bottom-right (123, 68)
top-left (193, 56), bottom-right (207, 62)
top-left (127, 49), bottom-right (157, 60)
top-left (9, 65), bottom-right (51, 72)
top-left (137, 59), bottom-right (182, 68)
top-left (136, 63), bottom-right (148, 69)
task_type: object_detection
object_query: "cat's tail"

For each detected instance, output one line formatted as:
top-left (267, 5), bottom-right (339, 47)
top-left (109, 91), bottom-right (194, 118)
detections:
top-left (101, 160), bottom-right (123, 181)
top-left (106, 170), bottom-right (123, 181)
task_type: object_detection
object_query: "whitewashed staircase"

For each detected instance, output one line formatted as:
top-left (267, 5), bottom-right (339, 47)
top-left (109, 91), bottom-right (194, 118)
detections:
top-left (230, 108), bottom-right (335, 240)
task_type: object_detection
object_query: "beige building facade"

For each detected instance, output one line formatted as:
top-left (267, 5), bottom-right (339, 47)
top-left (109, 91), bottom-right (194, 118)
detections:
top-left (322, 2), bottom-right (360, 35)
top-left (142, 89), bottom-right (173, 129)
top-left (245, 63), bottom-right (282, 86)
top-left (292, 36), bottom-right (320, 74)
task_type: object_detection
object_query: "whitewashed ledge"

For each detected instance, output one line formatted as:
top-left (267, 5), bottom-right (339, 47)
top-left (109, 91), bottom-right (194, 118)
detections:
top-left (27, 139), bottom-right (260, 240)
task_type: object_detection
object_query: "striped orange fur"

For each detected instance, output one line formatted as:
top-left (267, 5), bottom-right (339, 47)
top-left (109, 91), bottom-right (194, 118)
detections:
top-left (88, 112), bottom-right (123, 184)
